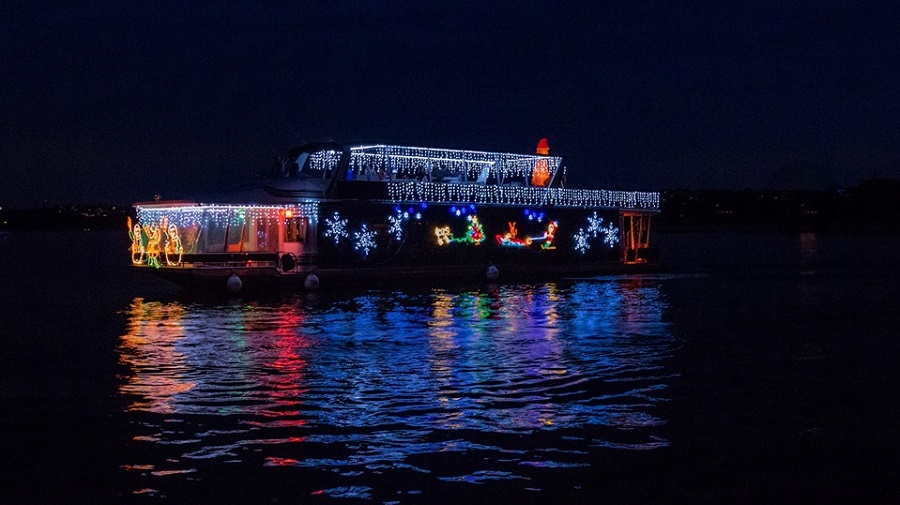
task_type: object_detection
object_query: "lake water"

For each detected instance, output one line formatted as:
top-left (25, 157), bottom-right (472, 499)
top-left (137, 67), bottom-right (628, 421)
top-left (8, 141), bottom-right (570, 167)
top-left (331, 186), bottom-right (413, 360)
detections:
top-left (1, 230), bottom-right (898, 504)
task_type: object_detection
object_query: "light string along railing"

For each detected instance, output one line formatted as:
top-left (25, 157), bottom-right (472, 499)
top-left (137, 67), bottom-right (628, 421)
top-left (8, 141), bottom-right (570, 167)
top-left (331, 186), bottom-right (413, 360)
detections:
top-left (386, 181), bottom-right (660, 210)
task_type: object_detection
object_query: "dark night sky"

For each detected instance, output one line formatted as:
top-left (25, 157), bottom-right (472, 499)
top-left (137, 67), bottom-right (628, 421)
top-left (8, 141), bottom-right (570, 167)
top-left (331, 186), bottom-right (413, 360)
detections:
top-left (2, 1), bottom-right (898, 207)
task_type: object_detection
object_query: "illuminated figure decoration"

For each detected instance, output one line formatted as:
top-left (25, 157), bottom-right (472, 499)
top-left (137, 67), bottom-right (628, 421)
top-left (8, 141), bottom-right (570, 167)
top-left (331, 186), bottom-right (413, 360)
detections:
top-left (325, 212), bottom-right (349, 244)
top-left (353, 224), bottom-right (377, 258)
top-left (465, 215), bottom-right (485, 244)
top-left (496, 220), bottom-right (559, 249)
top-left (434, 215), bottom-right (485, 246)
top-left (162, 218), bottom-right (184, 266)
top-left (496, 222), bottom-right (532, 248)
top-left (539, 221), bottom-right (559, 250)
top-left (143, 221), bottom-right (162, 268)
top-left (434, 226), bottom-right (452, 245)
top-left (127, 217), bottom-right (146, 265)
top-left (531, 138), bottom-right (551, 187)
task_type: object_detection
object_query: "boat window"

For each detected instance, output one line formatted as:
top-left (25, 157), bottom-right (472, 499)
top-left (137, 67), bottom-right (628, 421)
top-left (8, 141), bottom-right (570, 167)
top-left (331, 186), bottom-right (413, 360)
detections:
top-left (255, 218), bottom-right (279, 251)
top-left (226, 219), bottom-right (248, 252)
top-left (201, 211), bottom-right (227, 253)
top-left (300, 150), bottom-right (341, 180)
top-left (285, 217), bottom-right (307, 243)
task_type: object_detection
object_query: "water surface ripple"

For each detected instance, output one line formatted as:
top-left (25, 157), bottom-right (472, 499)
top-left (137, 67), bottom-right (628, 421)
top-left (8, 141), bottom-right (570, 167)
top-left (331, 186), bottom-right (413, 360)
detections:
top-left (117, 278), bottom-right (674, 500)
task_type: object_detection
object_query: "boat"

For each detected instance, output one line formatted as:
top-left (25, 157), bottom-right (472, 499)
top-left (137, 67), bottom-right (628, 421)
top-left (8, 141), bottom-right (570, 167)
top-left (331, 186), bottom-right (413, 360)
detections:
top-left (128, 139), bottom-right (660, 292)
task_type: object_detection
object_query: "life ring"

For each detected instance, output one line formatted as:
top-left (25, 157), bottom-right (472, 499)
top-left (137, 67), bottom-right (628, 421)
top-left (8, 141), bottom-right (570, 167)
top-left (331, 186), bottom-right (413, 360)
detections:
top-left (281, 253), bottom-right (297, 272)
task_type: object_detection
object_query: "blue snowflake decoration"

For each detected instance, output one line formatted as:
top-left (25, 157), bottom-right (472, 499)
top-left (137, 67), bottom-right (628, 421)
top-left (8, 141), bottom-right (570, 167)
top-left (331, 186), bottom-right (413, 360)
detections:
top-left (586, 211), bottom-right (604, 237)
top-left (354, 224), bottom-right (377, 258)
top-left (387, 209), bottom-right (410, 241)
top-left (325, 212), bottom-right (349, 244)
top-left (602, 222), bottom-right (620, 247)
top-left (573, 228), bottom-right (591, 254)
top-left (524, 208), bottom-right (545, 223)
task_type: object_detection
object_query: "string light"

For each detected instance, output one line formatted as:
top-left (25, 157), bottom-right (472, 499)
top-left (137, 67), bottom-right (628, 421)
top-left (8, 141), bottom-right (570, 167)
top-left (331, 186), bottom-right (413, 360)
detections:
top-left (136, 203), bottom-right (319, 230)
top-left (348, 144), bottom-right (565, 181)
top-left (387, 181), bottom-right (659, 210)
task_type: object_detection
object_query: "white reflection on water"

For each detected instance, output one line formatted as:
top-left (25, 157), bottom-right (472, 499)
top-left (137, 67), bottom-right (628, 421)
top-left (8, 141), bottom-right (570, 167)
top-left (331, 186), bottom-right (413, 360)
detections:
top-left (117, 278), bottom-right (675, 495)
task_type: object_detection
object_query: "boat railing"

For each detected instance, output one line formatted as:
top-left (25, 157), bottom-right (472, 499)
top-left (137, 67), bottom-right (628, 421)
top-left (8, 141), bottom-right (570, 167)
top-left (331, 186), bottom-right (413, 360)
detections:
top-left (385, 181), bottom-right (661, 210)
top-left (159, 252), bottom-right (281, 269)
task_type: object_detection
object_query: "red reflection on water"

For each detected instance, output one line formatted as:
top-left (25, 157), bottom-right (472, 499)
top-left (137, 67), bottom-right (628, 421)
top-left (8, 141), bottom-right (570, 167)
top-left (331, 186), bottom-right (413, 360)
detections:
top-left (266, 456), bottom-right (300, 466)
top-left (252, 302), bottom-right (309, 426)
top-left (118, 297), bottom-right (311, 422)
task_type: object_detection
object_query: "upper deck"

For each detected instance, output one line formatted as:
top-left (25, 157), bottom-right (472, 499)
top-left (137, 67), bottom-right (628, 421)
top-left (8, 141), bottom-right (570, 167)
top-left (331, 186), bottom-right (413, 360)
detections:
top-left (267, 143), bottom-right (660, 212)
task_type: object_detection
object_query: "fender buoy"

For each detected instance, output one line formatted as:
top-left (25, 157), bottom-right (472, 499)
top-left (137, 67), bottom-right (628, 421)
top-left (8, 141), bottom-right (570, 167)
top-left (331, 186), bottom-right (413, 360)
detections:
top-left (281, 253), bottom-right (296, 272)
top-left (304, 273), bottom-right (320, 290)
top-left (486, 265), bottom-right (499, 280)
top-left (226, 273), bottom-right (242, 293)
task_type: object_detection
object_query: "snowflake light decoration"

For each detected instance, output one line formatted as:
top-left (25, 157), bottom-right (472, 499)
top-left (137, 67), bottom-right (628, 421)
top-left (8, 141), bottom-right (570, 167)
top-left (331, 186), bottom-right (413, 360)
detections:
top-left (573, 213), bottom-right (620, 253)
top-left (573, 228), bottom-right (590, 254)
top-left (388, 209), bottom-right (409, 241)
top-left (603, 222), bottom-right (620, 247)
top-left (325, 212), bottom-right (349, 244)
top-left (354, 224), bottom-right (377, 258)
top-left (586, 211), bottom-right (604, 237)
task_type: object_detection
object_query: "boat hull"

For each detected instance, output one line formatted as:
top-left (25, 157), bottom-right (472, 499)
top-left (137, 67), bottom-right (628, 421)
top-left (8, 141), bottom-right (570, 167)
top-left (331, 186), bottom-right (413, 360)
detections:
top-left (137, 260), bottom-right (662, 293)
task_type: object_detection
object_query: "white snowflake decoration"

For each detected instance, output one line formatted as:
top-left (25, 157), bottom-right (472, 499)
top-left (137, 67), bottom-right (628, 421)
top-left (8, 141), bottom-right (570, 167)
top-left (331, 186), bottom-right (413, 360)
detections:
top-left (354, 224), bottom-right (377, 257)
top-left (574, 213), bottom-right (620, 253)
top-left (586, 211), bottom-right (604, 237)
top-left (573, 228), bottom-right (590, 254)
top-left (387, 210), bottom-right (409, 241)
top-left (603, 222), bottom-right (620, 247)
top-left (325, 212), bottom-right (349, 244)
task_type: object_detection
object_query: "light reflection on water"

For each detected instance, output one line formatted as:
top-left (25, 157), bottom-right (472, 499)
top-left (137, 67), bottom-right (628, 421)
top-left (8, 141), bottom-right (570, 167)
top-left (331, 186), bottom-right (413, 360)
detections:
top-left (117, 278), bottom-right (674, 499)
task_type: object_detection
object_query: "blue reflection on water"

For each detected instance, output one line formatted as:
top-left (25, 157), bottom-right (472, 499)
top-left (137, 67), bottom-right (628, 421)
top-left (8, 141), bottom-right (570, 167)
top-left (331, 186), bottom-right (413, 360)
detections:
top-left (117, 277), bottom-right (674, 497)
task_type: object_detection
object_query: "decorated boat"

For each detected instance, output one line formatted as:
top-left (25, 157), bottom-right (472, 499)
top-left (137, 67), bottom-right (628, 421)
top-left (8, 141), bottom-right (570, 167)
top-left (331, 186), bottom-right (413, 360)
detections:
top-left (128, 140), bottom-right (660, 292)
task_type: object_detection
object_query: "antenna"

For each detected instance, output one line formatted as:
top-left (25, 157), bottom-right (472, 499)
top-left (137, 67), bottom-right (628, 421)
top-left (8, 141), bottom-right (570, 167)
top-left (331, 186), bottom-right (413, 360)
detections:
top-left (280, 117), bottom-right (302, 140)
